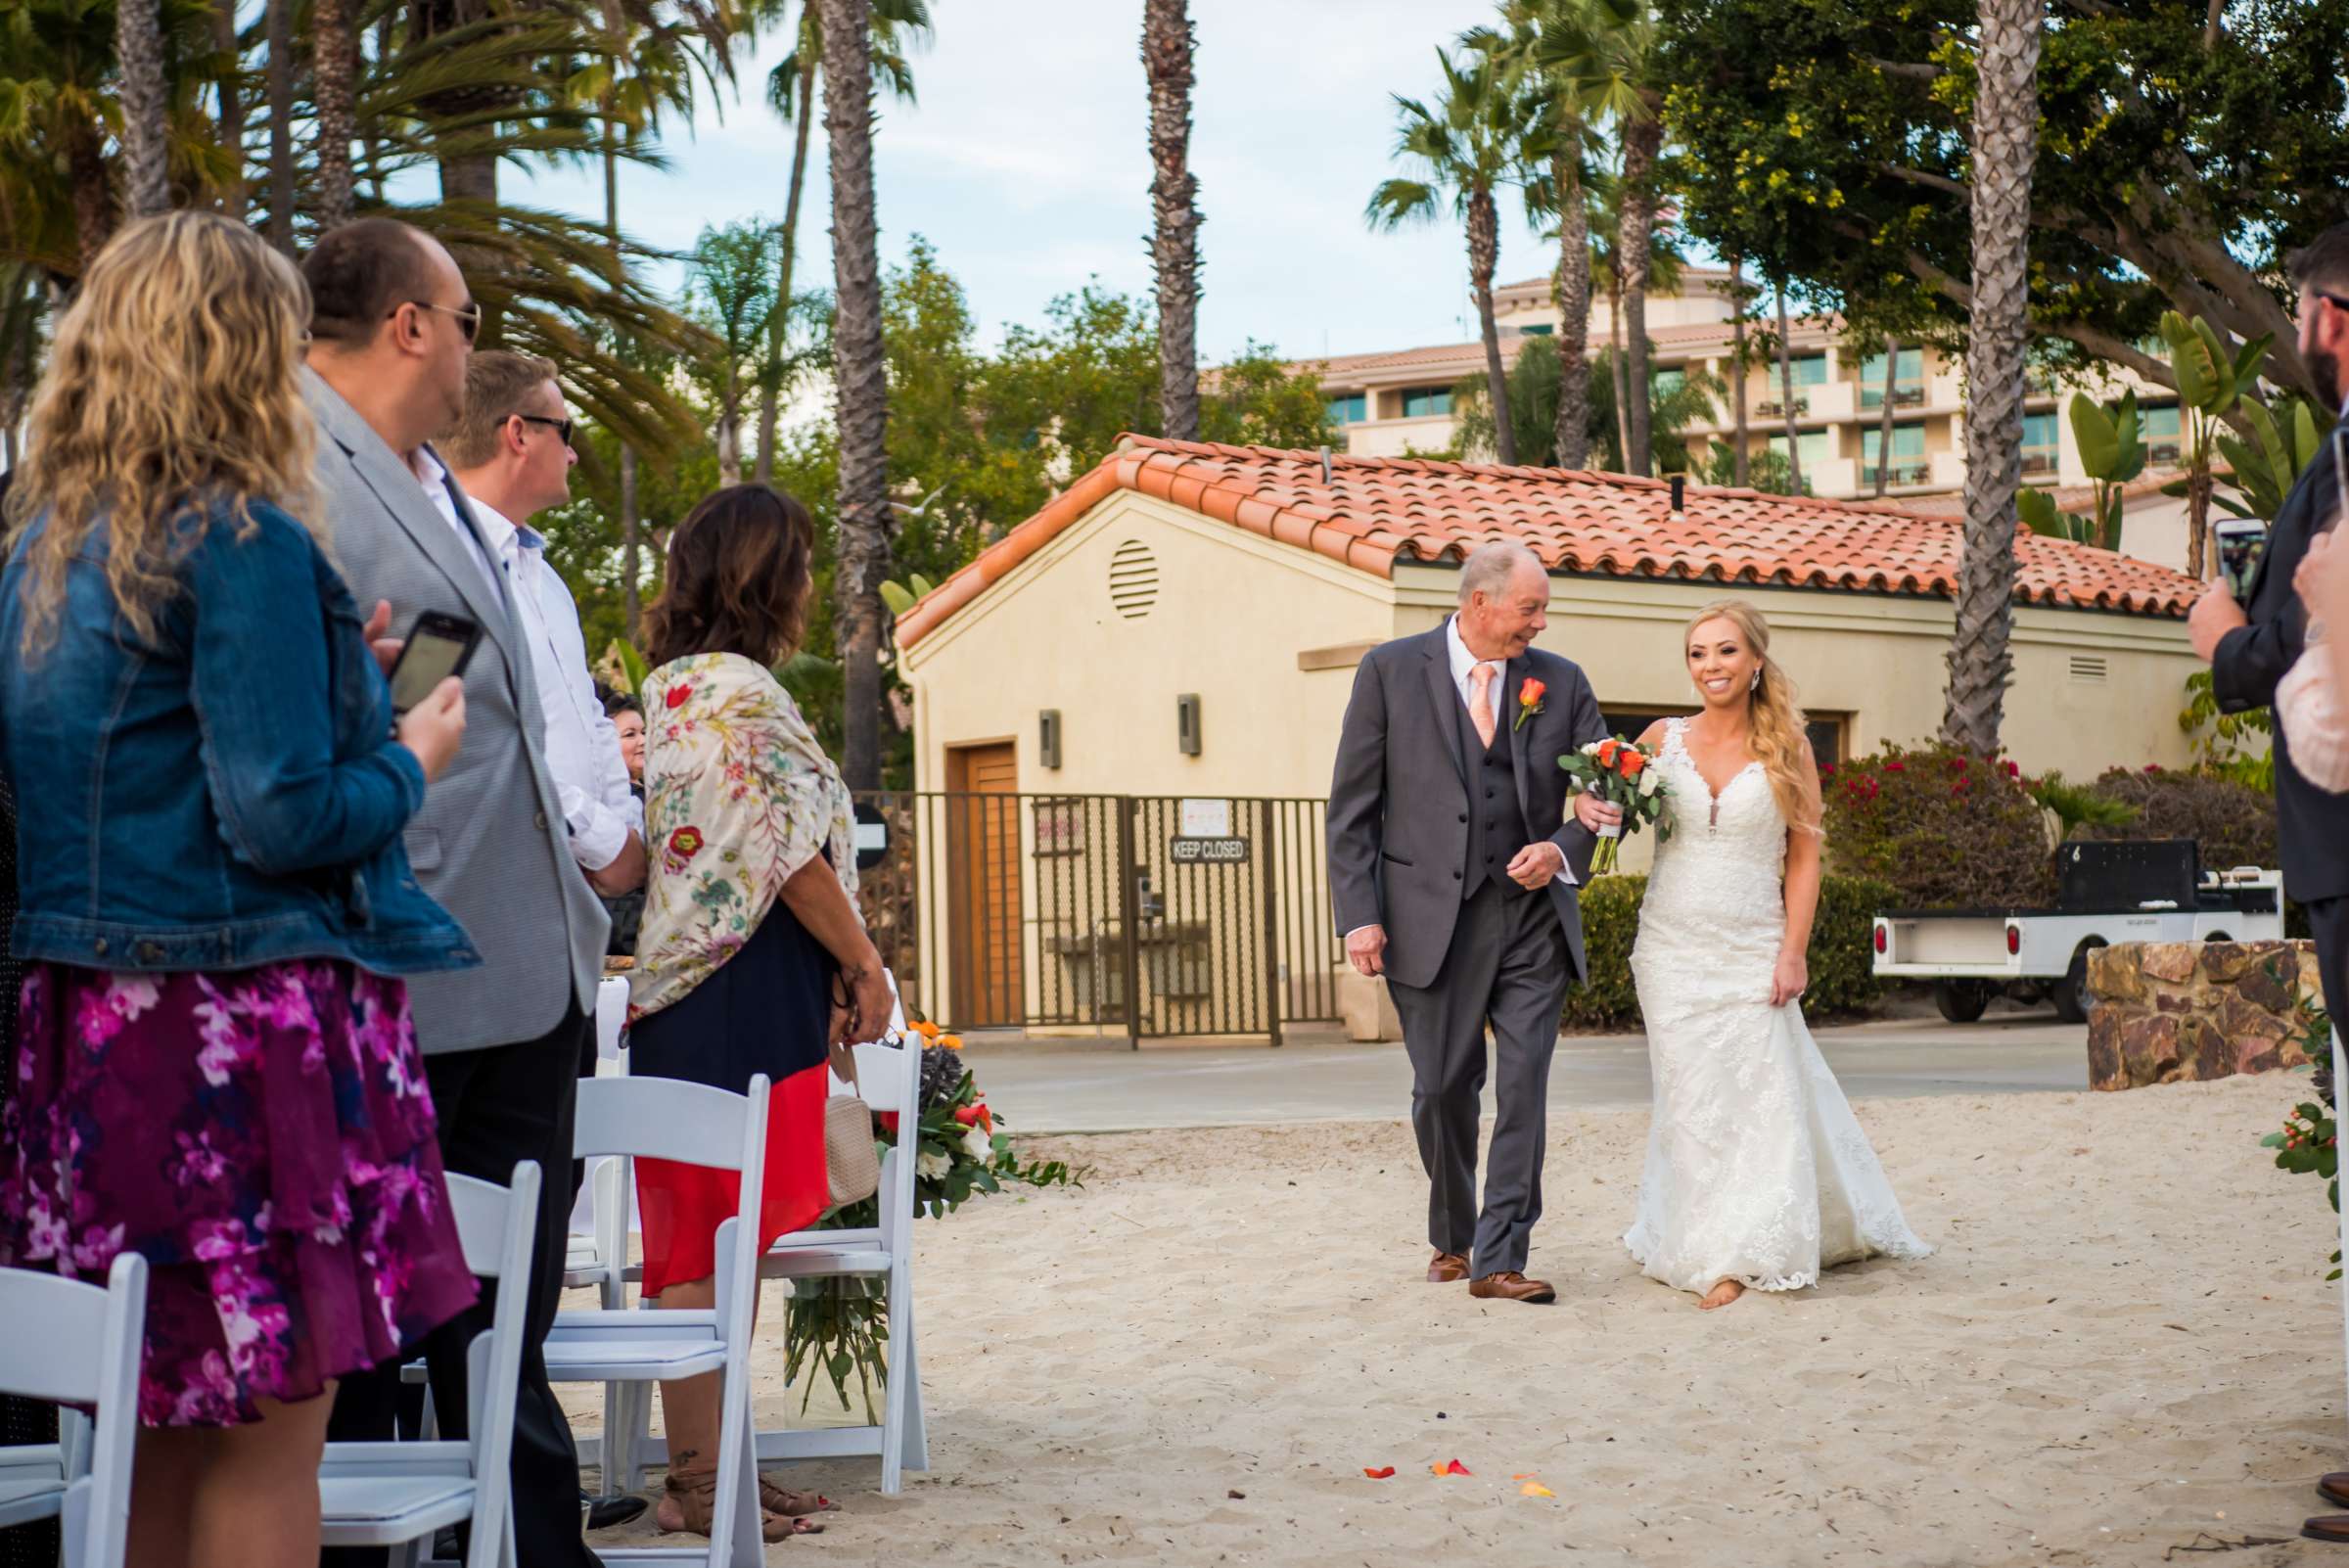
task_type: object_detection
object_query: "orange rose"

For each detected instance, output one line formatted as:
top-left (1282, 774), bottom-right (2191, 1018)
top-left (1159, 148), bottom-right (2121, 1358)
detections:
top-left (1618, 749), bottom-right (1645, 779)
top-left (1596, 738), bottom-right (1621, 766)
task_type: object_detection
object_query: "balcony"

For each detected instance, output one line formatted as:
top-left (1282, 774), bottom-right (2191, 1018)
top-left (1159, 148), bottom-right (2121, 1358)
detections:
top-left (1861, 385), bottom-right (1927, 412)
top-left (1756, 395), bottom-right (1810, 419)
top-left (1341, 414), bottom-right (1461, 460)
top-left (2147, 439), bottom-right (2183, 464)
top-left (2020, 450), bottom-right (2059, 477)
top-left (1862, 461), bottom-right (1931, 488)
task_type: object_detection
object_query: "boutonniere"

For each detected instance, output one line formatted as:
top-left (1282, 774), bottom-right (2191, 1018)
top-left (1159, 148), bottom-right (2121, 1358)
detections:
top-left (1513, 678), bottom-right (1546, 732)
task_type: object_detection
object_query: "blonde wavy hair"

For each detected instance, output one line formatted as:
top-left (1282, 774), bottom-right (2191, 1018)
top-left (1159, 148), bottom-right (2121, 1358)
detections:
top-left (6, 210), bottom-right (319, 658)
top-left (1685, 599), bottom-right (1822, 836)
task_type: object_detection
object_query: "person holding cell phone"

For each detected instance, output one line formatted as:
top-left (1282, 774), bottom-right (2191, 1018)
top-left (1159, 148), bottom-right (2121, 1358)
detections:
top-left (0, 212), bottom-right (480, 1568)
top-left (2193, 222), bottom-right (2349, 1027)
top-left (299, 220), bottom-right (613, 1568)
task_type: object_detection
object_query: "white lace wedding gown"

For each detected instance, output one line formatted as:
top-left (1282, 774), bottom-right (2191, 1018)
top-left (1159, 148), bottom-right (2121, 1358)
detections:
top-left (1622, 718), bottom-right (1931, 1294)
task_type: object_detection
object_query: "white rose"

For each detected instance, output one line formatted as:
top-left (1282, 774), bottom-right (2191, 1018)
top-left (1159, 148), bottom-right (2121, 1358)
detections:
top-left (1639, 766), bottom-right (1661, 798)
top-left (915, 1150), bottom-right (950, 1180)
top-left (961, 1124), bottom-right (995, 1163)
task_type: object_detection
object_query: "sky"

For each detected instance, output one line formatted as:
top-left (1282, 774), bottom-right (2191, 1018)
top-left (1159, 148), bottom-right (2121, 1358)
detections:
top-left (502, 0), bottom-right (1561, 365)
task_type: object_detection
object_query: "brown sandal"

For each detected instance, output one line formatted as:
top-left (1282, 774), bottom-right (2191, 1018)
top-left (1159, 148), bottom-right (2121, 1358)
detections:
top-left (760, 1480), bottom-right (839, 1519)
top-left (659, 1470), bottom-right (814, 1542)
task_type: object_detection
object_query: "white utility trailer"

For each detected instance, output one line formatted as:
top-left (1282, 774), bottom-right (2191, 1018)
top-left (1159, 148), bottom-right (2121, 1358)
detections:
top-left (1871, 840), bottom-right (2285, 1024)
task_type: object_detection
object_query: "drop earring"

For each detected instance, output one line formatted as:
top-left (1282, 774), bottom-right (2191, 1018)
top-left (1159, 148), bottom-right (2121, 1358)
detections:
top-left (1749, 670), bottom-right (1761, 693)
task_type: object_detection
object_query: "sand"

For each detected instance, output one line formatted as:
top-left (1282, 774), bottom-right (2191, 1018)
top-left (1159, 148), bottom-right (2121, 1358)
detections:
top-left (568, 1072), bottom-right (2349, 1566)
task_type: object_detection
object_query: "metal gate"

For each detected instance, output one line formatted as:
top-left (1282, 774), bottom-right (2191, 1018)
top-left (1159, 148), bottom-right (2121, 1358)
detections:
top-left (852, 792), bottom-right (1341, 1044)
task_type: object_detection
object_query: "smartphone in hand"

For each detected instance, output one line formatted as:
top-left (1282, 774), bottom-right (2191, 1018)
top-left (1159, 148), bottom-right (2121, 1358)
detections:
top-left (2214, 517), bottom-right (2269, 605)
top-left (385, 611), bottom-right (483, 715)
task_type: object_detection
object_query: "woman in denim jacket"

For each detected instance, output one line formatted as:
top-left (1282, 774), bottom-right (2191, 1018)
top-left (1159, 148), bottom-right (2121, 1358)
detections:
top-left (0, 213), bottom-right (480, 1568)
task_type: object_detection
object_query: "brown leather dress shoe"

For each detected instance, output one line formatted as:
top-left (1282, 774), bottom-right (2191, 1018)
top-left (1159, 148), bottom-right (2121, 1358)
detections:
top-left (2322, 1472), bottom-right (2349, 1510)
top-left (1468, 1271), bottom-right (1556, 1304)
top-left (1427, 1250), bottom-right (1470, 1283)
top-left (2305, 1513), bottom-right (2349, 1544)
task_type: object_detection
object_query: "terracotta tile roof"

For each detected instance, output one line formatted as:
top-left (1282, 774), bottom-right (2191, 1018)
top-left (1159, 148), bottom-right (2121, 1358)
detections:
top-left (894, 437), bottom-right (2198, 650)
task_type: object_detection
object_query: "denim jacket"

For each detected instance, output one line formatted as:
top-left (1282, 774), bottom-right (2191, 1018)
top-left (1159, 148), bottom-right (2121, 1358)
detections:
top-left (0, 497), bottom-right (481, 976)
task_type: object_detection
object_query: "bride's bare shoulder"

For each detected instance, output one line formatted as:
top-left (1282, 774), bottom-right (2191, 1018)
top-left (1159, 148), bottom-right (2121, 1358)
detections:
top-left (1635, 716), bottom-right (1672, 750)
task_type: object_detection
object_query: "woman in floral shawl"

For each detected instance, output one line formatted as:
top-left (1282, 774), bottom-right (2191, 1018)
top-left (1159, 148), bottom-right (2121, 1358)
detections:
top-left (627, 484), bottom-right (892, 1539)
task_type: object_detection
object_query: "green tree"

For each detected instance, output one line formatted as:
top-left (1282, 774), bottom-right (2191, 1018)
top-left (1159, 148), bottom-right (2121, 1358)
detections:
top-left (684, 218), bottom-right (781, 485)
top-left (1654, 0), bottom-right (2349, 404)
top-left (1452, 333), bottom-right (1720, 473)
top-left (1367, 44), bottom-right (1531, 465)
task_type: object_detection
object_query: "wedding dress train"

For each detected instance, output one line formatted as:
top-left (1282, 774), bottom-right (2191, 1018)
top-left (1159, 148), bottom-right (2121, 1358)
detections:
top-left (1622, 719), bottom-right (1931, 1294)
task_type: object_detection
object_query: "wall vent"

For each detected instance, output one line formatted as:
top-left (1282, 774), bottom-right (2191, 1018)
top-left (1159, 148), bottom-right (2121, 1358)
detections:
top-left (1109, 539), bottom-right (1159, 619)
top-left (2067, 654), bottom-right (2109, 684)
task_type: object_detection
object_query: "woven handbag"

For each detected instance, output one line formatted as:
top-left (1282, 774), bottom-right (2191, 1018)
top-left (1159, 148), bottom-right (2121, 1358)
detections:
top-left (824, 1040), bottom-right (882, 1208)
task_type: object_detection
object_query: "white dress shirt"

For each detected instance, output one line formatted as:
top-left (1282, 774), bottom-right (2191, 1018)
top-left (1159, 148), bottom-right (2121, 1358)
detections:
top-left (1445, 613), bottom-right (1506, 734)
top-left (411, 446), bottom-right (500, 592)
top-left (470, 498), bottom-right (642, 873)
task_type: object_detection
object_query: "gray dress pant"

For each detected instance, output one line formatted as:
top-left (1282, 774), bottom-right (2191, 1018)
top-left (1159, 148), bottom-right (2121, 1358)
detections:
top-left (1386, 879), bottom-right (1570, 1277)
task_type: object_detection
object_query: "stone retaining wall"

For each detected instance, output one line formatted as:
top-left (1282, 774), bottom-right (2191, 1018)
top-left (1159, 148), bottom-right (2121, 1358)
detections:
top-left (2084, 941), bottom-right (2323, 1090)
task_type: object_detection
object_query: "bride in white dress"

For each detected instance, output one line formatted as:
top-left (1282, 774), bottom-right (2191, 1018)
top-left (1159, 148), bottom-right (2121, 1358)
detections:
top-left (1621, 600), bottom-right (1931, 1310)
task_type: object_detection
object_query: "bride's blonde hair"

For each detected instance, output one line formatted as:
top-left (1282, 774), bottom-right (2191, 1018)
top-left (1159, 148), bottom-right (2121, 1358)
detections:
top-left (1685, 599), bottom-right (1821, 836)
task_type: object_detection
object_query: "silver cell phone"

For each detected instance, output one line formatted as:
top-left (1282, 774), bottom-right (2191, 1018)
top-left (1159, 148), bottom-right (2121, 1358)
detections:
top-left (2214, 517), bottom-right (2268, 604)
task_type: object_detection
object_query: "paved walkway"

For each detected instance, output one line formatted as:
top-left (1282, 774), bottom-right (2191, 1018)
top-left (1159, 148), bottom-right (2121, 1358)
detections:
top-left (962, 1008), bottom-right (2090, 1134)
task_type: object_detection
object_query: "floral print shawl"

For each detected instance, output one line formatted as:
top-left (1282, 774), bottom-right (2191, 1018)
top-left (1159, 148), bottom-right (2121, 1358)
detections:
top-left (629, 652), bottom-right (857, 1023)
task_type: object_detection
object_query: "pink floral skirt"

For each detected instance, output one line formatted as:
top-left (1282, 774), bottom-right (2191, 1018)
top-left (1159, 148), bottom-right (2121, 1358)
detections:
top-left (0, 962), bottom-right (478, 1427)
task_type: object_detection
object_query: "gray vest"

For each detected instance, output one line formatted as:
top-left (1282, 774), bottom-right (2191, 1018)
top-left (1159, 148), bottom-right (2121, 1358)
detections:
top-left (1458, 684), bottom-right (1532, 902)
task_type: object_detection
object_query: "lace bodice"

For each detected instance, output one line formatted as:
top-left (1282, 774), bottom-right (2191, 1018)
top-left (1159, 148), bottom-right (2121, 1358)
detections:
top-left (1643, 718), bottom-right (1786, 948)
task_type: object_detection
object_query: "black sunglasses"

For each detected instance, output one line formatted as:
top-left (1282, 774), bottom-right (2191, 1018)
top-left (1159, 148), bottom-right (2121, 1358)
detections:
top-left (395, 299), bottom-right (483, 344)
top-left (515, 412), bottom-right (576, 446)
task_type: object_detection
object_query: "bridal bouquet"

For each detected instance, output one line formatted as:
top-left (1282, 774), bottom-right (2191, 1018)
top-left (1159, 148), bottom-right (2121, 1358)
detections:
top-left (1559, 736), bottom-right (1672, 875)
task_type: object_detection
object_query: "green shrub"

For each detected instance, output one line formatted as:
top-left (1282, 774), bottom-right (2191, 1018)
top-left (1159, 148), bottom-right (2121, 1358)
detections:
top-left (1561, 873), bottom-right (1899, 1031)
top-left (2076, 765), bottom-right (2278, 870)
top-left (1821, 741), bottom-right (2057, 908)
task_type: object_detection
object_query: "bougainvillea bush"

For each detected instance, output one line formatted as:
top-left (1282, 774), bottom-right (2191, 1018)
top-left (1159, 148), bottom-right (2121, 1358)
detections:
top-left (1820, 741), bottom-right (2056, 909)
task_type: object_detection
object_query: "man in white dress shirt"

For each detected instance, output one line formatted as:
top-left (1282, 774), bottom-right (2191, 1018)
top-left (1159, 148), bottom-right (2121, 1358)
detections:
top-left (440, 350), bottom-right (647, 900)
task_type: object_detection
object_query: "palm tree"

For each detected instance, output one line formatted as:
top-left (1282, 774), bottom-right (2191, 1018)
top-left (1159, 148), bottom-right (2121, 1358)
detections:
top-left (685, 219), bottom-right (779, 485)
top-left (1478, 0), bottom-right (1636, 472)
top-left (1871, 334), bottom-right (1899, 497)
top-left (1367, 45), bottom-right (1530, 466)
top-left (1727, 253), bottom-right (1750, 485)
top-left (1772, 280), bottom-right (1802, 490)
top-left (1142, 0), bottom-right (1200, 441)
top-left (116, 0), bottom-right (169, 218)
top-left (751, 0), bottom-right (927, 485)
top-left (820, 0), bottom-right (892, 790)
top-left (313, 0), bottom-right (357, 227)
top-left (1942, 0), bottom-right (2045, 755)
top-left (265, 0), bottom-right (296, 250)
top-left (210, 0), bottom-right (243, 217)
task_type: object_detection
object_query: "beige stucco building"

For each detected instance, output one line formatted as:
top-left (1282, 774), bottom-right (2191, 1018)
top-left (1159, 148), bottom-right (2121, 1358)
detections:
top-left (881, 437), bottom-right (2204, 1039)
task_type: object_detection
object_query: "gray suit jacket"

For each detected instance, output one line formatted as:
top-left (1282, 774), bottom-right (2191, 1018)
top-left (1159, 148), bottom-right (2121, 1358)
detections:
top-left (1326, 625), bottom-right (1606, 990)
top-left (302, 369), bottom-right (607, 1054)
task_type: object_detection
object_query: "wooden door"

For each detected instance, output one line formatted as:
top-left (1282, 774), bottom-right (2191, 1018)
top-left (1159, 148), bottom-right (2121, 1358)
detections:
top-left (946, 743), bottom-right (1025, 1027)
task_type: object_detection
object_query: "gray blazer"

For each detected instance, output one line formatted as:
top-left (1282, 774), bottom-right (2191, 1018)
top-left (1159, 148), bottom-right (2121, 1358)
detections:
top-left (1326, 625), bottom-right (1605, 990)
top-left (302, 369), bottom-right (608, 1054)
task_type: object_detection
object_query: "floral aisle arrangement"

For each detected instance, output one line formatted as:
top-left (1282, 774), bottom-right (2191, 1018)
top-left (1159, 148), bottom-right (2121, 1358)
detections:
top-left (2261, 997), bottom-right (2340, 1279)
top-left (781, 1019), bottom-right (1079, 1414)
top-left (1558, 736), bottom-right (1671, 875)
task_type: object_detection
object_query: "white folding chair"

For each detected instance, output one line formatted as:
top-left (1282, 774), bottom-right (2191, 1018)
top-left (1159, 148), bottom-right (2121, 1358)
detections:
top-left (319, 1162), bottom-right (541, 1568)
top-left (0, 1252), bottom-right (146, 1568)
top-left (566, 975), bottom-right (637, 1292)
top-left (753, 1032), bottom-right (929, 1494)
top-left (543, 1075), bottom-right (769, 1568)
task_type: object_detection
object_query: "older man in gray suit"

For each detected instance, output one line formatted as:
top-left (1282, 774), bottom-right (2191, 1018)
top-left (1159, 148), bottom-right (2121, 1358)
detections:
top-left (303, 219), bottom-right (608, 1568)
top-left (1328, 542), bottom-right (1617, 1305)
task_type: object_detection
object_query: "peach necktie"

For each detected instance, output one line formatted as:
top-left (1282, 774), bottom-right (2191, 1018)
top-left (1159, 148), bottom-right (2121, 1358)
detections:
top-left (1468, 662), bottom-right (1498, 748)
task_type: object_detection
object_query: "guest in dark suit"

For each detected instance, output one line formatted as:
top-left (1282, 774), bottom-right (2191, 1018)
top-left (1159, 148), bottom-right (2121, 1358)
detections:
top-left (2194, 221), bottom-right (2349, 1027)
top-left (1326, 541), bottom-right (1615, 1305)
top-left (2190, 220), bottom-right (2349, 1547)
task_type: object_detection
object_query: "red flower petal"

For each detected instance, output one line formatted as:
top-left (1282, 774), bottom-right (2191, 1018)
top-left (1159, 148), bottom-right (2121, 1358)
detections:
top-left (1363, 1467), bottom-right (1396, 1480)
